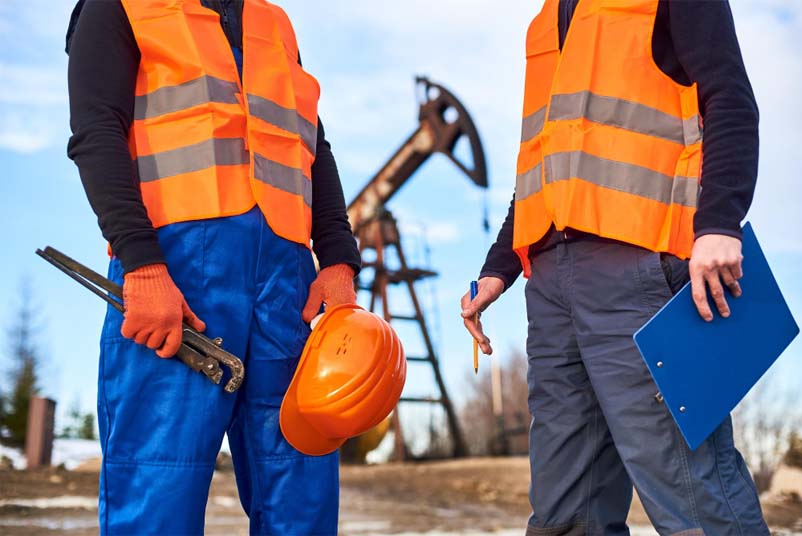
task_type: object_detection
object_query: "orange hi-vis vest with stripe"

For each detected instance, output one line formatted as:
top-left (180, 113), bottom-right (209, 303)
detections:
top-left (121, 0), bottom-right (319, 247)
top-left (513, 0), bottom-right (703, 277)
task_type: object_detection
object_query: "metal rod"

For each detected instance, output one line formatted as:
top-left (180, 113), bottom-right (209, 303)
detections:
top-left (36, 249), bottom-right (123, 313)
top-left (35, 247), bottom-right (243, 390)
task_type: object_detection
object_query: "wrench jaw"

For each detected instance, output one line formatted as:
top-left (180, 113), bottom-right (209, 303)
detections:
top-left (211, 337), bottom-right (245, 393)
top-left (181, 329), bottom-right (245, 393)
top-left (222, 364), bottom-right (245, 394)
top-left (175, 346), bottom-right (224, 385)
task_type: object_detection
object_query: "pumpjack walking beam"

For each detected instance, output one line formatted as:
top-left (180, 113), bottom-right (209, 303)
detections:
top-left (347, 77), bottom-right (488, 459)
top-left (348, 76), bottom-right (488, 236)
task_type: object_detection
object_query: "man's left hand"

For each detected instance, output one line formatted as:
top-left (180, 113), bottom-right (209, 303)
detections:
top-left (302, 264), bottom-right (357, 323)
top-left (689, 234), bottom-right (744, 322)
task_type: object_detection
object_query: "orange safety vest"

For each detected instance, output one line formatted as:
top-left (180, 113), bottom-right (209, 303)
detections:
top-left (121, 0), bottom-right (319, 247)
top-left (513, 0), bottom-right (703, 277)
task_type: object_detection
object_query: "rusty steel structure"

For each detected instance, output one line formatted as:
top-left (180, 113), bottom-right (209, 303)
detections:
top-left (347, 77), bottom-right (488, 459)
top-left (25, 397), bottom-right (56, 469)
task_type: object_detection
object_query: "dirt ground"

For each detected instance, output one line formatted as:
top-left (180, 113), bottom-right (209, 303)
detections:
top-left (0, 457), bottom-right (800, 535)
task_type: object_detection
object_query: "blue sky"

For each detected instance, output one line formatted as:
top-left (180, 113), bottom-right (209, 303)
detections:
top-left (0, 1), bottom-right (800, 437)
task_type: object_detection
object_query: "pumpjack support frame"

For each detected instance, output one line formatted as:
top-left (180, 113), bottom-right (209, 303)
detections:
top-left (347, 77), bottom-right (488, 459)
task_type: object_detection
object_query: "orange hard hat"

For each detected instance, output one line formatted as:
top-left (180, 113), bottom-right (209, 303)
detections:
top-left (280, 304), bottom-right (407, 456)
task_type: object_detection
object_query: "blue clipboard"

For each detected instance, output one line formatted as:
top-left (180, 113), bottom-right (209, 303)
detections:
top-left (634, 223), bottom-right (799, 450)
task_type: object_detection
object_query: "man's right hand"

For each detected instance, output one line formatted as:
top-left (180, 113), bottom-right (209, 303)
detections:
top-left (121, 264), bottom-right (206, 358)
top-left (460, 276), bottom-right (505, 355)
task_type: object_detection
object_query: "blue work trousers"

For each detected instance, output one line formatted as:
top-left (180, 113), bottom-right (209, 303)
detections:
top-left (97, 207), bottom-right (338, 535)
top-left (524, 239), bottom-right (769, 536)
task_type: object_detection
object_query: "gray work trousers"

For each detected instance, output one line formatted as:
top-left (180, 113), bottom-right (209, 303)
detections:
top-left (524, 238), bottom-right (769, 536)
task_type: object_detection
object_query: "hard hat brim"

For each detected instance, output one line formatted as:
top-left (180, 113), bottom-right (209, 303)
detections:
top-left (280, 374), bottom-right (346, 457)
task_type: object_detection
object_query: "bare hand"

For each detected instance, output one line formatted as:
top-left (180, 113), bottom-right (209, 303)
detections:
top-left (689, 234), bottom-right (744, 322)
top-left (460, 277), bottom-right (505, 355)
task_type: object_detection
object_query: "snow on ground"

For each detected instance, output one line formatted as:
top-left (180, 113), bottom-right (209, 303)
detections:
top-left (0, 496), bottom-right (96, 509)
top-left (0, 439), bottom-right (101, 470)
top-left (0, 443), bottom-right (27, 469)
top-left (51, 439), bottom-right (102, 470)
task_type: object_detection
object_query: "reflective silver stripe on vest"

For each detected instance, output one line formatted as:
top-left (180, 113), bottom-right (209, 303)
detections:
top-left (247, 94), bottom-right (317, 155)
top-left (549, 91), bottom-right (703, 146)
top-left (134, 76), bottom-right (240, 121)
top-left (137, 138), bottom-right (249, 183)
top-left (521, 106), bottom-right (547, 143)
top-left (683, 116), bottom-right (703, 146)
top-left (544, 151), bottom-right (700, 208)
top-left (253, 153), bottom-right (312, 207)
top-left (515, 164), bottom-right (543, 202)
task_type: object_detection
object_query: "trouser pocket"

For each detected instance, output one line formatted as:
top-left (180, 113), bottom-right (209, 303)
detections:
top-left (659, 253), bottom-right (690, 296)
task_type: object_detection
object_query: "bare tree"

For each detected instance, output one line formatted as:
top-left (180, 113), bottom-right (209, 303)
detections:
top-left (733, 377), bottom-right (802, 493)
top-left (785, 432), bottom-right (802, 470)
top-left (459, 349), bottom-right (529, 456)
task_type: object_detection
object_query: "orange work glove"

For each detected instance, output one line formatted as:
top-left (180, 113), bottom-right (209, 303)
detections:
top-left (121, 264), bottom-right (206, 358)
top-left (302, 264), bottom-right (357, 323)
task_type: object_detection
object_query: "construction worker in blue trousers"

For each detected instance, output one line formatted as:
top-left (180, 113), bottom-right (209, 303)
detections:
top-left (67, 0), bottom-right (360, 533)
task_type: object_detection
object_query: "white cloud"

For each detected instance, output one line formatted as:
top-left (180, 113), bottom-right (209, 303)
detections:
top-left (0, 63), bottom-right (67, 106)
top-left (399, 219), bottom-right (462, 246)
top-left (0, 61), bottom-right (68, 152)
top-left (0, 1), bottom-right (73, 154)
top-left (730, 1), bottom-right (802, 252)
top-left (0, 111), bottom-right (63, 153)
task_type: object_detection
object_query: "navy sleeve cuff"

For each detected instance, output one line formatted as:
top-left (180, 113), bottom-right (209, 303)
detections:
top-left (113, 232), bottom-right (166, 274)
top-left (694, 227), bottom-right (743, 242)
top-left (478, 270), bottom-right (519, 292)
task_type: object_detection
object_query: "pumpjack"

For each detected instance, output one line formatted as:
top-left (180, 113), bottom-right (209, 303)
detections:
top-left (346, 77), bottom-right (488, 459)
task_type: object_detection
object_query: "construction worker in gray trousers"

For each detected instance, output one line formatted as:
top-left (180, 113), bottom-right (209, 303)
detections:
top-left (461, 1), bottom-right (769, 535)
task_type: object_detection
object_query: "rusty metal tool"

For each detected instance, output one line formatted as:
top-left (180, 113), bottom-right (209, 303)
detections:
top-left (36, 246), bottom-right (245, 393)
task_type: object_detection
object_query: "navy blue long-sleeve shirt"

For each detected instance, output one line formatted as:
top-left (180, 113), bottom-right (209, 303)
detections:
top-left (66, 0), bottom-right (361, 275)
top-left (481, 0), bottom-right (760, 289)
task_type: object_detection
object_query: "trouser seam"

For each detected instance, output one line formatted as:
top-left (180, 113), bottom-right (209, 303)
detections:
top-left (562, 244), bottom-right (576, 325)
top-left (736, 454), bottom-right (763, 511)
top-left (100, 347), bottom-right (110, 535)
top-left (103, 459), bottom-right (216, 469)
top-left (201, 220), bottom-right (207, 292)
top-left (294, 242), bottom-right (305, 350)
top-left (671, 418), bottom-right (702, 531)
top-left (634, 250), bottom-right (653, 313)
top-left (584, 404), bottom-right (600, 535)
top-left (242, 401), bottom-right (267, 532)
top-left (712, 431), bottom-right (745, 536)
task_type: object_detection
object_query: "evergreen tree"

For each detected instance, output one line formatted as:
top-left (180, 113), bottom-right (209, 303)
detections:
top-left (2, 283), bottom-right (41, 446)
top-left (79, 412), bottom-right (96, 440)
top-left (59, 398), bottom-right (97, 440)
